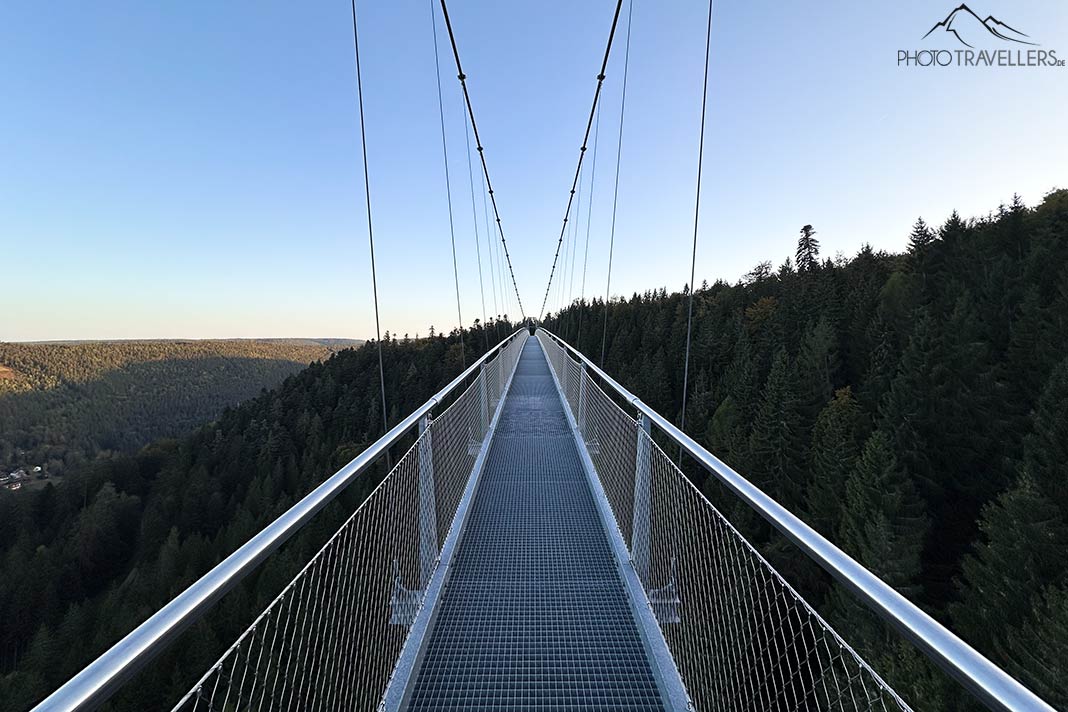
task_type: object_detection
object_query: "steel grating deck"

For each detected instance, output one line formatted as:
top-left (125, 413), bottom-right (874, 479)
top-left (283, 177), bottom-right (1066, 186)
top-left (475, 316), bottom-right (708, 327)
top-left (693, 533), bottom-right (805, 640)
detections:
top-left (404, 339), bottom-right (667, 711)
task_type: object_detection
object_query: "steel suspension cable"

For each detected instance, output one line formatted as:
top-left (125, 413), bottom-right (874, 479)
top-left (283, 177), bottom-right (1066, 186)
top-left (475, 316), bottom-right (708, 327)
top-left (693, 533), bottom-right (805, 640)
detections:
top-left (349, 0), bottom-right (389, 443)
top-left (600, 0), bottom-right (634, 366)
top-left (463, 89), bottom-right (490, 350)
top-left (678, 0), bottom-right (715, 444)
top-left (576, 101), bottom-right (601, 347)
top-left (437, 0), bottom-right (526, 319)
top-left (538, 0), bottom-right (626, 321)
top-left (430, 0), bottom-right (466, 368)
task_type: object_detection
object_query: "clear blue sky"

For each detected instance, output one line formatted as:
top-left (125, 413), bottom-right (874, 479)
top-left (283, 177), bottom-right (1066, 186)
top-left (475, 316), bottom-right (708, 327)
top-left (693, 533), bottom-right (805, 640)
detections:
top-left (2, 0), bottom-right (1065, 341)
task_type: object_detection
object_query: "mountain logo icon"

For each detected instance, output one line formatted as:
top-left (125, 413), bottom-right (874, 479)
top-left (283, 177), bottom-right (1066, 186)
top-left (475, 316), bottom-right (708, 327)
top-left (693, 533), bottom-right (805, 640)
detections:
top-left (922, 4), bottom-right (1037, 48)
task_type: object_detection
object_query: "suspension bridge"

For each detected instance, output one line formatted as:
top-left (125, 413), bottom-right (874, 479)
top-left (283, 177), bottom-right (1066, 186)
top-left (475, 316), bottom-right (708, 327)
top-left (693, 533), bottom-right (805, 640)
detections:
top-left (31, 328), bottom-right (1055, 711)
top-left (27, 0), bottom-right (1060, 710)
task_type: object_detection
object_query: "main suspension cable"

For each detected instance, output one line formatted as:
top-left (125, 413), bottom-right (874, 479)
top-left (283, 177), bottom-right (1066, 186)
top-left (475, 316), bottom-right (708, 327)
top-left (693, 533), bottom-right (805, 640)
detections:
top-left (349, 0), bottom-right (390, 449)
top-left (538, 0), bottom-right (627, 321)
top-left (437, 0), bottom-right (526, 319)
top-left (430, 0), bottom-right (466, 368)
top-left (678, 0), bottom-right (715, 444)
top-left (600, 0), bottom-right (634, 366)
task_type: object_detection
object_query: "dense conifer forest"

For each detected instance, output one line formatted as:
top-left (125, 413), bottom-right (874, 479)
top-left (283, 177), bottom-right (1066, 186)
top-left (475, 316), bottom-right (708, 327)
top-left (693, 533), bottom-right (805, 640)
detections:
top-left (0, 339), bottom-right (354, 475)
top-left (3, 190), bottom-right (1067, 710)
top-left (0, 324), bottom-right (510, 710)
top-left (545, 190), bottom-right (1068, 708)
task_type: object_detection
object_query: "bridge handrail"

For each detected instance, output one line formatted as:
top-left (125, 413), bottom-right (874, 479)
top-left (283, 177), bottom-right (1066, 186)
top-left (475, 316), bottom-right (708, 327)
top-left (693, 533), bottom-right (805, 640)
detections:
top-left (32, 329), bottom-right (527, 712)
top-left (537, 327), bottom-right (1053, 712)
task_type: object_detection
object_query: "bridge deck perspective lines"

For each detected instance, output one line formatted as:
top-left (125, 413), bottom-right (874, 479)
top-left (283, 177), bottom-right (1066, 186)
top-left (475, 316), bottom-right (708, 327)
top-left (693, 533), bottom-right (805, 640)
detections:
top-left (404, 339), bottom-right (668, 711)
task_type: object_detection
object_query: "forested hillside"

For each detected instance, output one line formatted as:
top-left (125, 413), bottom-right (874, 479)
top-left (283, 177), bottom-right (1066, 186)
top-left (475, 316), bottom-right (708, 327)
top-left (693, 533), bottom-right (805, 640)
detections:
top-left (0, 323), bottom-right (510, 710)
top-left (0, 339), bottom-right (357, 475)
top-left (3, 190), bottom-right (1065, 710)
top-left (546, 190), bottom-right (1068, 708)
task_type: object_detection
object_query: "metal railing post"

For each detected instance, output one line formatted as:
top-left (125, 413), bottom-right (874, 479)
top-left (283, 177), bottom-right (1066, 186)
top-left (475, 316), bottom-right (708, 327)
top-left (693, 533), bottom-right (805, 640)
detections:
top-left (632, 413), bottom-right (652, 584)
top-left (498, 345), bottom-right (505, 395)
top-left (479, 363), bottom-right (490, 436)
top-left (577, 362), bottom-right (588, 435)
top-left (417, 414), bottom-right (437, 588)
top-left (560, 350), bottom-right (569, 401)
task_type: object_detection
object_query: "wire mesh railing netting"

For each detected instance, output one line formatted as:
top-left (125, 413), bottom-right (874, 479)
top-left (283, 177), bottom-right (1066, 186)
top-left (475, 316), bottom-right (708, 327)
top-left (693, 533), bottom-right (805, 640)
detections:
top-left (172, 333), bottom-right (526, 712)
top-left (536, 330), bottom-right (911, 712)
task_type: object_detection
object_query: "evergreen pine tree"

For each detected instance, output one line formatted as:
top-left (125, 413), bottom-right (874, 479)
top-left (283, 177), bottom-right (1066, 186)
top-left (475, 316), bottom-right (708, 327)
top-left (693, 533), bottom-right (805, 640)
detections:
top-left (685, 369), bottom-right (714, 441)
top-left (878, 310), bottom-right (943, 501)
top-left (702, 330), bottom-right (758, 525)
top-left (934, 291), bottom-right (1010, 502)
top-left (952, 477), bottom-right (1068, 657)
top-left (1022, 358), bottom-right (1068, 513)
top-left (839, 431), bottom-right (928, 597)
top-left (721, 329), bottom-right (759, 422)
top-left (928, 210), bottom-right (967, 307)
top-left (744, 296), bottom-right (781, 374)
top-left (1007, 287), bottom-right (1057, 406)
top-left (941, 209), bottom-right (966, 237)
top-left (1001, 582), bottom-right (1068, 710)
top-left (830, 431), bottom-right (928, 648)
top-left (908, 217), bottom-right (936, 295)
top-left (858, 313), bottom-right (898, 412)
top-left (747, 350), bottom-right (804, 506)
top-left (707, 397), bottom-right (747, 469)
top-left (806, 387), bottom-right (862, 537)
top-left (907, 217), bottom-right (934, 255)
top-left (795, 317), bottom-right (840, 426)
top-left (796, 225), bottom-right (820, 272)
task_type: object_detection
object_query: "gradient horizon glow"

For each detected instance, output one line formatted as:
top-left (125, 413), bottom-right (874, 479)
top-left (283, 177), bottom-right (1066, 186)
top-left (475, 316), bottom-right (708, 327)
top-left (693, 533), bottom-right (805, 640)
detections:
top-left (2, 0), bottom-right (1066, 341)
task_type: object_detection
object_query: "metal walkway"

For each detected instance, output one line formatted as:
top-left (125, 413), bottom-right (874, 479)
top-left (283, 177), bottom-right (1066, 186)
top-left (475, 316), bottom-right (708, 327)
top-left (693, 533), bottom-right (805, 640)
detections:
top-left (406, 339), bottom-right (666, 710)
